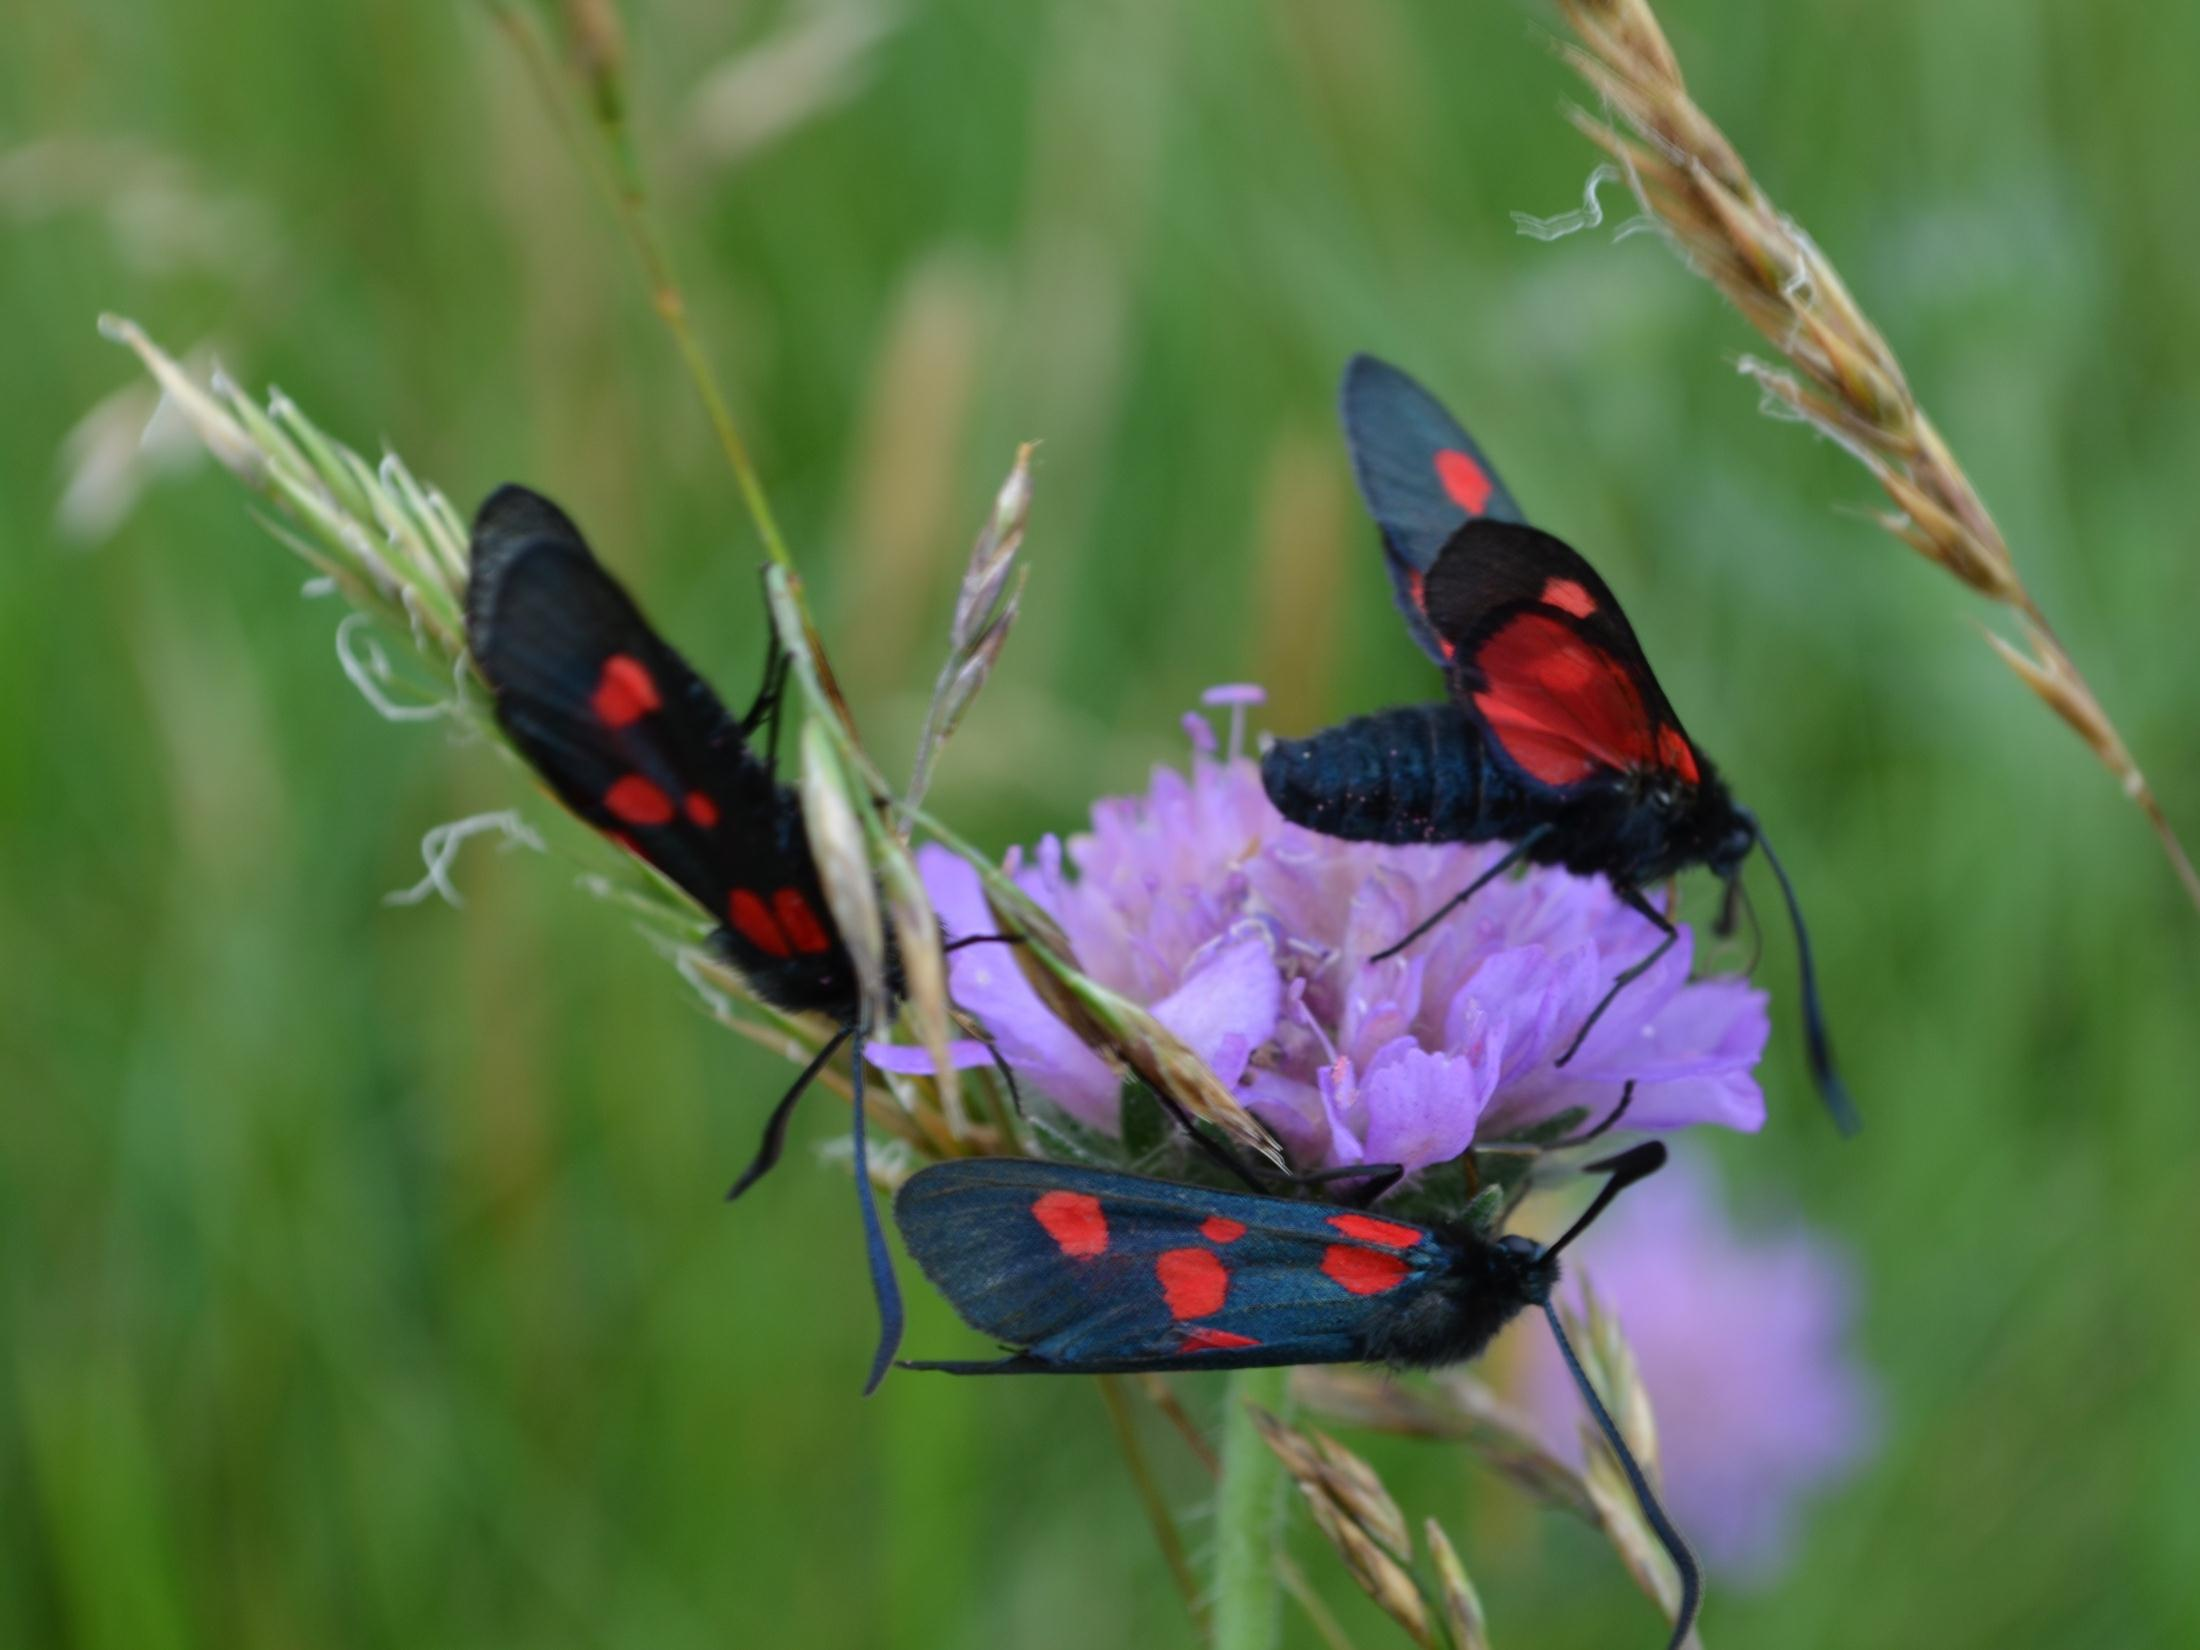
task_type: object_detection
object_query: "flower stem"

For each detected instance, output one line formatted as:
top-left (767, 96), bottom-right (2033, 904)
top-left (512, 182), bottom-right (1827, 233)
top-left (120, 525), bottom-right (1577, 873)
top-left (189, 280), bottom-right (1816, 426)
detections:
top-left (1212, 1366), bottom-right (1292, 1650)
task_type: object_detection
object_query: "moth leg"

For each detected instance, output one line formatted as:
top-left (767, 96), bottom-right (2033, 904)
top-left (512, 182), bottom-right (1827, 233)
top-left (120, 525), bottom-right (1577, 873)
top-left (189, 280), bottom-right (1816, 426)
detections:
top-left (850, 1024), bottom-right (906, 1397)
top-left (1370, 824), bottom-right (1552, 963)
top-left (941, 932), bottom-right (1026, 955)
top-left (948, 1010), bottom-right (1027, 1117)
top-left (1269, 1161), bottom-right (1406, 1208)
top-left (1143, 1084), bottom-right (1273, 1194)
top-left (727, 1023), bottom-right (854, 1199)
top-left (1142, 1084), bottom-right (1381, 1201)
top-left (1554, 888), bottom-right (1677, 1069)
top-left (1569, 1080), bottom-right (1637, 1145)
top-left (740, 643), bottom-right (792, 775)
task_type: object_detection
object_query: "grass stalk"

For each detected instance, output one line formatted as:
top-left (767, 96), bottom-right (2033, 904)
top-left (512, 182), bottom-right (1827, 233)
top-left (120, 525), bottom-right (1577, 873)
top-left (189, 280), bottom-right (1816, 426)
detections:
top-left (1553, 0), bottom-right (2200, 912)
top-left (1212, 1366), bottom-right (1292, 1650)
top-left (484, 0), bottom-right (796, 572)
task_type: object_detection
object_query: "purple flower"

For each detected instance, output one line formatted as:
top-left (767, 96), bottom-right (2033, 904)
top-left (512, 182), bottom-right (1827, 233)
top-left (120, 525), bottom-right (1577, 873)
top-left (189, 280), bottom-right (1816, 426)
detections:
top-left (909, 692), bottom-right (1769, 1177)
top-left (1511, 1152), bottom-right (1878, 1583)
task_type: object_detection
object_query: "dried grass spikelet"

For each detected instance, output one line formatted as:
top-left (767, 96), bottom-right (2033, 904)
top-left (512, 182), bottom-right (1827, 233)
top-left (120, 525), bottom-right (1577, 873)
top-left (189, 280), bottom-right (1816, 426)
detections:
top-left (1560, 1282), bottom-right (1693, 1638)
top-left (1296, 1346), bottom-right (1699, 1642)
top-left (907, 443), bottom-right (1031, 811)
top-left (762, 563), bottom-right (966, 1133)
top-left (100, 315), bottom-right (466, 664)
top-left (1422, 1518), bottom-right (1493, 1650)
top-left (1293, 1366), bottom-right (1597, 1521)
top-left (1555, 0), bottom-right (2199, 912)
top-left (898, 787), bottom-right (1286, 1167)
top-left (1251, 1408), bottom-right (1436, 1648)
top-left (798, 718), bottom-right (892, 1026)
top-left (112, 306), bottom-right (1262, 1175)
top-left (98, 318), bottom-right (1011, 1166)
top-left (968, 871), bottom-right (1286, 1168)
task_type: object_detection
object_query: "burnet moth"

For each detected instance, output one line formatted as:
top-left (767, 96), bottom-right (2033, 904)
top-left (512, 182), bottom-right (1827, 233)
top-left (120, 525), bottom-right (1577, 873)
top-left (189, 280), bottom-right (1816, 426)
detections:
top-left (466, 484), bottom-right (908, 1391)
top-left (897, 1143), bottom-right (1700, 1649)
top-left (1261, 357), bottom-right (1857, 1135)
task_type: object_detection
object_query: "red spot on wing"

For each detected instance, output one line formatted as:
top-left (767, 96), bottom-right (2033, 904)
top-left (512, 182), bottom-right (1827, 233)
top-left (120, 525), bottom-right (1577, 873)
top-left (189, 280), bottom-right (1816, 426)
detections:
top-left (1322, 1244), bottom-right (1411, 1296)
top-left (1156, 1247), bottom-right (1230, 1320)
top-left (1032, 1190), bottom-right (1108, 1258)
top-left (1539, 577), bottom-right (1597, 618)
top-left (1327, 1213), bottom-right (1422, 1249)
top-left (607, 831), bottom-right (641, 858)
top-left (684, 792), bottom-right (720, 828)
top-left (1471, 612), bottom-right (1660, 786)
top-left (728, 889), bottom-right (793, 957)
top-left (773, 889), bottom-right (833, 955)
top-left (1201, 1215), bottom-right (1247, 1244)
top-left (592, 654), bottom-right (661, 728)
top-left (605, 775), bottom-right (675, 825)
top-left (1405, 568), bottom-right (1456, 658)
top-left (1435, 449), bottom-right (1493, 514)
top-left (1182, 1327), bottom-right (1260, 1353)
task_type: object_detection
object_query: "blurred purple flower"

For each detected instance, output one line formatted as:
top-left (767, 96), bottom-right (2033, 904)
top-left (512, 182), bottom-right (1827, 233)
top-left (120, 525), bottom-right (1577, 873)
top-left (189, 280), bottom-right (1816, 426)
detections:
top-left (1513, 1153), bottom-right (1878, 1583)
top-left (902, 691), bottom-right (1769, 1177)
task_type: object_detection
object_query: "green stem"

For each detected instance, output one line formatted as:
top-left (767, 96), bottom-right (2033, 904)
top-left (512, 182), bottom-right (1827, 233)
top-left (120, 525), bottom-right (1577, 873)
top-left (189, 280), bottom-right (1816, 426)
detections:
top-left (485, 0), bottom-right (796, 575)
top-left (1213, 1366), bottom-right (1292, 1650)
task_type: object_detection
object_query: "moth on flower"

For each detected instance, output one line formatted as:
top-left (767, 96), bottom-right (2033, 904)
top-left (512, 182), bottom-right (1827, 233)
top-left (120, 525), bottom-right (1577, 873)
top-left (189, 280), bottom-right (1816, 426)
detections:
top-left (884, 688), bottom-right (1770, 1187)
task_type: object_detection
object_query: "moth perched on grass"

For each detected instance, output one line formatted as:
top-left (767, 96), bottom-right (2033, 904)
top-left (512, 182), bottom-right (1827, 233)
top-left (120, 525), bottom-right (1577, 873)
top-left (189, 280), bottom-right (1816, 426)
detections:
top-left (466, 484), bottom-right (919, 1391)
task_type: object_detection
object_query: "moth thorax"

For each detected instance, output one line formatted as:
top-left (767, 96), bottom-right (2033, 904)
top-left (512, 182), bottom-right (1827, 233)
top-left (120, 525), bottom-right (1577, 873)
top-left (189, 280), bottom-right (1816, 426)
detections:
top-left (1365, 1232), bottom-right (1552, 1371)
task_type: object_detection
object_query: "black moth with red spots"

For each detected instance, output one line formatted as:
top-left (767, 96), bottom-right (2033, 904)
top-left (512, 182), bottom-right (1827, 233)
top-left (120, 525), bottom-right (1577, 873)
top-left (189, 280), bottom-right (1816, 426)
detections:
top-left (1260, 356), bottom-right (1856, 1135)
top-left (467, 485), bottom-right (866, 1015)
top-left (465, 484), bottom-right (905, 1391)
top-left (897, 1146), bottom-right (1702, 1650)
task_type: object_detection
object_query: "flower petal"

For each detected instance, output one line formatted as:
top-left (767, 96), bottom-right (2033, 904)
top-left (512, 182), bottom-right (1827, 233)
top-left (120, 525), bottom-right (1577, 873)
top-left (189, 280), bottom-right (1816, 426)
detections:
top-left (1240, 1067), bottom-right (1331, 1165)
top-left (919, 844), bottom-right (1122, 1129)
top-left (1356, 1023), bottom-right (1501, 1173)
top-left (863, 1038), bottom-right (998, 1075)
top-left (1151, 927), bottom-right (1284, 1091)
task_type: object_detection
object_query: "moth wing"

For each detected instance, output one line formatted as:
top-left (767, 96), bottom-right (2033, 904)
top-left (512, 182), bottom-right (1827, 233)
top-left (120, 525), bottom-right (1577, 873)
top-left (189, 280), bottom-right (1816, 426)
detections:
top-left (1341, 354), bottom-right (1527, 666)
top-left (1423, 519), bottom-right (1703, 789)
top-left (466, 486), bottom-right (830, 959)
top-left (896, 1160), bottom-right (1443, 1370)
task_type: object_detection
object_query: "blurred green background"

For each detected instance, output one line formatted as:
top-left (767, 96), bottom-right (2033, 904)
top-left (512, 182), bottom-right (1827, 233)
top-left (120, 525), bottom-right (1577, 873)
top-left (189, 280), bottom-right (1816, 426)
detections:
top-left (6, 0), bottom-right (2198, 1644)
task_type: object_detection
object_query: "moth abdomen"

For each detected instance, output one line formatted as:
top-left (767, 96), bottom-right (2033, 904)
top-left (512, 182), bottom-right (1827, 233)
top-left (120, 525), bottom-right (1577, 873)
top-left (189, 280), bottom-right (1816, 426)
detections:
top-left (1262, 702), bottom-right (1495, 846)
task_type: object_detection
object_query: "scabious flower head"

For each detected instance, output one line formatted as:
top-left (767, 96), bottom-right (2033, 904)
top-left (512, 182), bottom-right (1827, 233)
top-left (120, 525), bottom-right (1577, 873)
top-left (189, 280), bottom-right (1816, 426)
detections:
top-left (920, 689), bottom-right (1770, 1177)
top-left (1513, 1152), bottom-right (1878, 1583)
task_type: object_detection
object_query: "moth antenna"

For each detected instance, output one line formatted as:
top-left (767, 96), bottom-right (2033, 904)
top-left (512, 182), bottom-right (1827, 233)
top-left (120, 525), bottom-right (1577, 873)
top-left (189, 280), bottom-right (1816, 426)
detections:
top-left (1541, 1301), bottom-right (1701, 1650)
top-left (1570, 1079), bottom-right (1637, 1146)
top-left (1545, 1140), bottom-right (1666, 1262)
top-left (850, 1027), bottom-right (906, 1396)
top-left (1751, 828), bottom-right (1861, 1137)
top-left (727, 1025), bottom-right (853, 1201)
